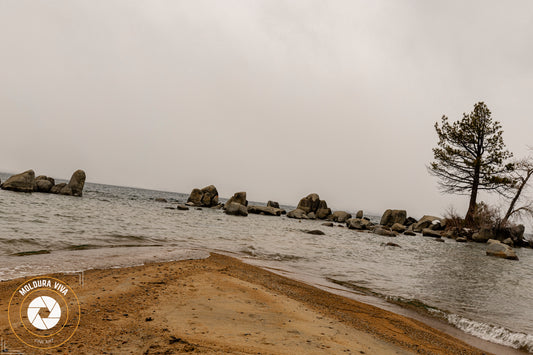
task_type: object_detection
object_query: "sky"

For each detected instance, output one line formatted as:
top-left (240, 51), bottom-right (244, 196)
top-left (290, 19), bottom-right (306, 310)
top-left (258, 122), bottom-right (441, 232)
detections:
top-left (1, 1), bottom-right (533, 219)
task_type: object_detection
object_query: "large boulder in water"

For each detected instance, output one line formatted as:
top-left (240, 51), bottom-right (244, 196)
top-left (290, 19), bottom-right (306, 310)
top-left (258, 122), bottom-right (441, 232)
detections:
top-left (224, 202), bottom-right (248, 217)
top-left (225, 192), bottom-right (248, 207)
top-left (63, 169), bottom-right (86, 196)
top-left (1, 170), bottom-right (35, 192)
top-left (380, 209), bottom-right (407, 227)
top-left (486, 240), bottom-right (519, 260)
top-left (297, 193), bottom-right (321, 214)
top-left (290, 193), bottom-right (331, 219)
top-left (187, 185), bottom-right (219, 207)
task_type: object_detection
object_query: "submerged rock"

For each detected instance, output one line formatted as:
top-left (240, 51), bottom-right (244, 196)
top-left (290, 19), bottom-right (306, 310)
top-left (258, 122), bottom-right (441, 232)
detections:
top-left (422, 229), bottom-right (442, 238)
top-left (155, 198), bottom-right (168, 203)
top-left (177, 204), bottom-right (189, 211)
top-left (374, 227), bottom-right (397, 237)
top-left (1, 170), bottom-right (35, 192)
top-left (304, 229), bottom-right (325, 236)
top-left (287, 209), bottom-right (308, 219)
top-left (346, 218), bottom-right (373, 230)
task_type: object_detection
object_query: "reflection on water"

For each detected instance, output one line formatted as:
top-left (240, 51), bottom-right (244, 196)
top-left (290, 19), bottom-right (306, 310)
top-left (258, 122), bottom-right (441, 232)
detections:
top-left (1, 175), bottom-right (533, 351)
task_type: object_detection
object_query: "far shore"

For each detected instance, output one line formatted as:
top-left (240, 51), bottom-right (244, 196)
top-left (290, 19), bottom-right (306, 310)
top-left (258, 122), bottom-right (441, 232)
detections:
top-left (0, 253), bottom-right (501, 354)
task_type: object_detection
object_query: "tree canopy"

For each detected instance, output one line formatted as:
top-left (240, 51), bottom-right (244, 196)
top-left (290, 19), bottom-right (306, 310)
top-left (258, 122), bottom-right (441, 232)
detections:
top-left (429, 102), bottom-right (513, 224)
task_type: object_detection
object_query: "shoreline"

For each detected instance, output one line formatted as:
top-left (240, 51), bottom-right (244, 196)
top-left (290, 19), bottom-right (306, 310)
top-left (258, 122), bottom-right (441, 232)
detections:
top-left (0, 253), bottom-right (504, 354)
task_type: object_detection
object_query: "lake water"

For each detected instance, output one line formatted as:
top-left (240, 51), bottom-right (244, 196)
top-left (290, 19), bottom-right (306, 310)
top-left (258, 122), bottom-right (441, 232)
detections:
top-left (1, 173), bottom-right (532, 352)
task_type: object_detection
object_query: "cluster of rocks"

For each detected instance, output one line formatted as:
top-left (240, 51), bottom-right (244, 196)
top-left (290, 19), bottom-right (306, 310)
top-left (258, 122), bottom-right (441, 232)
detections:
top-left (186, 185), bottom-right (220, 207)
top-left (174, 186), bottom-right (529, 261)
top-left (1, 169), bottom-right (86, 197)
top-left (287, 194), bottom-right (332, 220)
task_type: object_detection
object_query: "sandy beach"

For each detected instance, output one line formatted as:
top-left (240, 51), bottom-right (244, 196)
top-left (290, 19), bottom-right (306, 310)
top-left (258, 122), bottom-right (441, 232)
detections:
top-left (0, 253), bottom-right (491, 354)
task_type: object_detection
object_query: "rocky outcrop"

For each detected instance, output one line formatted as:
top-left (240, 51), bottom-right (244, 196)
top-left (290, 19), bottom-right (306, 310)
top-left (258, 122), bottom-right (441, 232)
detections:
top-left (486, 240), bottom-right (519, 260)
top-left (412, 215), bottom-right (442, 232)
top-left (247, 205), bottom-right (283, 216)
top-left (329, 211), bottom-right (352, 223)
top-left (226, 192), bottom-right (248, 207)
top-left (346, 218), bottom-right (373, 230)
top-left (355, 210), bottom-right (364, 219)
top-left (224, 202), bottom-right (248, 217)
top-left (1, 170), bottom-right (35, 192)
top-left (380, 209), bottom-right (407, 227)
top-left (186, 185), bottom-right (219, 207)
top-left (288, 193), bottom-right (331, 220)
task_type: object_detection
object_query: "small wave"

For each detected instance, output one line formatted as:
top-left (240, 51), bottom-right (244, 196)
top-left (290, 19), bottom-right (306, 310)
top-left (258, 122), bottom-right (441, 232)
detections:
top-left (107, 233), bottom-right (146, 240)
top-left (444, 313), bottom-right (533, 352)
top-left (239, 247), bottom-right (304, 262)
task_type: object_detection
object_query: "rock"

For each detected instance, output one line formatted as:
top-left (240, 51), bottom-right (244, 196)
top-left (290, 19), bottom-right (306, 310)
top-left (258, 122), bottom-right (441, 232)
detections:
top-left (404, 217), bottom-right (417, 227)
top-left (456, 237), bottom-right (467, 243)
top-left (346, 218), bottom-right (373, 230)
top-left (472, 228), bottom-right (495, 243)
top-left (297, 193), bottom-right (321, 214)
top-left (355, 210), bottom-right (364, 219)
top-left (1, 170), bottom-right (35, 192)
top-left (384, 242), bottom-right (401, 247)
top-left (391, 223), bottom-right (407, 233)
top-left (502, 238), bottom-right (514, 247)
top-left (374, 227), bottom-right (397, 237)
top-left (34, 179), bottom-right (54, 193)
top-left (331, 211), bottom-right (352, 223)
top-left (59, 169), bottom-right (86, 196)
top-left (50, 183), bottom-right (67, 194)
top-left (307, 212), bottom-right (317, 219)
top-left (267, 201), bottom-right (280, 209)
top-left (413, 215), bottom-right (442, 232)
top-left (430, 219), bottom-right (446, 231)
top-left (35, 175), bottom-right (55, 185)
top-left (322, 222), bottom-right (334, 227)
top-left (304, 230), bottom-right (325, 235)
top-left (155, 198), bottom-right (168, 203)
top-left (380, 209), bottom-right (407, 227)
top-left (226, 192), bottom-right (248, 207)
top-left (316, 208), bottom-right (331, 220)
top-left (403, 231), bottom-right (416, 236)
top-left (434, 238), bottom-right (445, 242)
top-left (287, 209), bottom-right (309, 219)
top-left (187, 185), bottom-right (219, 207)
top-left (493, 225), bottom-right (526, 246)
top-left (486, 241), bottom-right (519, 260)
top-left (422, 229), bottom-right (442, 238)
top-left (196, 207), bottom-right (202, 210)
top-left (164, 207), bottom-right (175, 210)
top-left (224, 202), bottom-right (248, 217)
top-left (177, 204), bottom-right (189, 211)
top-left (247, 205), bottom-right (282, 216)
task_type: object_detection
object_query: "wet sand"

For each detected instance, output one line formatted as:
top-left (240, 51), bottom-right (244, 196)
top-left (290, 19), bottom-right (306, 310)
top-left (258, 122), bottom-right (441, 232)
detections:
top-left (0, 253), bottom-right (489, 354)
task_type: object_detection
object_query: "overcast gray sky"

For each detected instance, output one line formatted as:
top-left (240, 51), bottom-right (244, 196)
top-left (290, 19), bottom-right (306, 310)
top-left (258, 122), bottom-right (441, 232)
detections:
top-left (1, 1), bottom-right (533, 218)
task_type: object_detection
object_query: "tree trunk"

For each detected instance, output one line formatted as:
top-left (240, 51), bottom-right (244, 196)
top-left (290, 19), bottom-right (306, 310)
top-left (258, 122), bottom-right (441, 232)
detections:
top-left (465, 159), bottom-right (481, 226)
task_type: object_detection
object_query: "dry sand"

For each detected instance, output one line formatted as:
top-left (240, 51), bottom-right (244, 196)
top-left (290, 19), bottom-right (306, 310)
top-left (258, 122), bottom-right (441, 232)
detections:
top-left (0, 253), bottom-right (490, 354)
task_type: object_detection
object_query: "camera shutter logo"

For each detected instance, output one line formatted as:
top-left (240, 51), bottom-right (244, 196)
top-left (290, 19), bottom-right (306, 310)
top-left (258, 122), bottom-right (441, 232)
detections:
top-left (7, 276), bottom-right (80, 350)
top-left (27, 296), bottom-right (61, 330)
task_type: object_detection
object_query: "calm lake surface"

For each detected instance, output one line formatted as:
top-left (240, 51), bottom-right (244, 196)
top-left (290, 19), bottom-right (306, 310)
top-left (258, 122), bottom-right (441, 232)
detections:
top-left (1, 173), bottom-right (532, 352)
